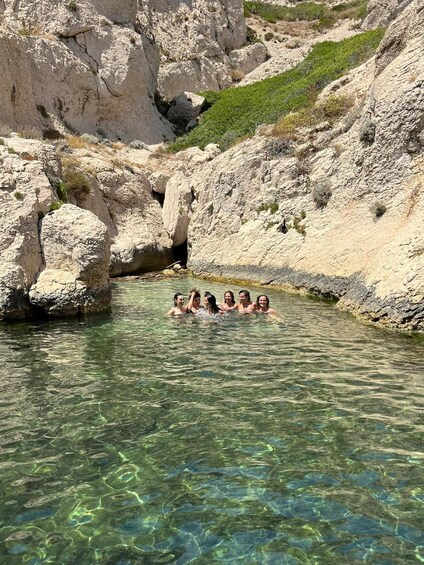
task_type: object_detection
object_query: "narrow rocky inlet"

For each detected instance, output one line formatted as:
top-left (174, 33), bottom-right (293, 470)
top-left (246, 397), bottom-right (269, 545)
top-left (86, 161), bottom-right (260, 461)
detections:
top-left (0, 0), bottom-right (423, 330)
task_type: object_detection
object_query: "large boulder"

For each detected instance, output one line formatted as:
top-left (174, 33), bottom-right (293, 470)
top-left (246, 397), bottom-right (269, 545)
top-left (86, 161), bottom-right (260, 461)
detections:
top-left (29, 204), bottom-right (111, 316)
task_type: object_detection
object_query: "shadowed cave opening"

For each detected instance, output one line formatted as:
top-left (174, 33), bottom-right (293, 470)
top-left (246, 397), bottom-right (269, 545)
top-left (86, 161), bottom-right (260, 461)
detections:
top-left (172, 240), bottom-right (188, 268)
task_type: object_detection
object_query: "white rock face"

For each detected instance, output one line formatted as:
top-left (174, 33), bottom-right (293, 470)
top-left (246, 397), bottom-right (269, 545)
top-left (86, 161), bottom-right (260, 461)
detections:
top-left (229, 43), bottom-right (268, 76)
top-left (0, 0), bottom-right (174, 143)
top-left (0, 137), bottom-right (113, 319)
top-left (162, 173), bottom-right (193, 246)
top-left (139, 0), bottom-right (248, 100)
top-left (171, 0), bottom-right (424, 330)
top-left (0, 137), bottom-right (55, 319)
top-left (29, 205), bottom-right (111, 316)
top-left (362, 0), bottom-right (415, 29)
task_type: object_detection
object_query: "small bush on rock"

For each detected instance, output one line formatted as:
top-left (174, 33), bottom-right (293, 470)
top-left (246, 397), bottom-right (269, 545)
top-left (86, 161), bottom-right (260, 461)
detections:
top-left (359, 119), bottom-right (376, 144)
top-left (67, 2), bottom-right (78, 12)
top-left (312, 180), bottom-right (332, 208)
top-left (62, 158), bottom-right (91, 201)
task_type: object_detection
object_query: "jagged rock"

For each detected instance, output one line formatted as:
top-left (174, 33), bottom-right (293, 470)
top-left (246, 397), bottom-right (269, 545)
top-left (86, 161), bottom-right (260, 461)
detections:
top-left (167, 92), bottom-right (205, 128)
top-left (0, 0), bottom-right (174, 143)
top-left (162, 173), bottom-right (193, 246)
top-left (362, 0), bottom-right (415, 29)
top-left (0, 137), bottom-right (57, 320)
top-left (149, 171), bottom-right (170, 195)
top-left (141, 0), bottom-right (248, 100)
top-left (373, 0), bottom-right (424, 75)
top-left (157, 58), bottom-right (231, 102)
top-left (80, 160), bottom-right (174, 276)
top-left (29, 204), bottom-right (111, 316)
top-left (229, 43), bottom-right (268, 76)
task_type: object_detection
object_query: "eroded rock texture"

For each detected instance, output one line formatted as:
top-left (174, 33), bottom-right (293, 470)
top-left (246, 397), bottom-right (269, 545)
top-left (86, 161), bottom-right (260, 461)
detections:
top-left (0, 0), bottom-right (173, 143)
top-left (168, 0), bottom-right (424, 330)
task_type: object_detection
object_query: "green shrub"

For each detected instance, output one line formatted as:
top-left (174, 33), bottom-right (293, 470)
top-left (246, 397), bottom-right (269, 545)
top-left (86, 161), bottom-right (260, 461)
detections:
top-left (244, 0), bottom-right (368, 29)
top-left (14, 191), bottom-right (24, 200)
top-left (272, 93), bottom-right (354, 137)
top-left (264, 32), bottom-right (275, 41)
top-left (293, 215), bottom-right (306, 236)
top-left (7, 147), bottom-right (16, 154)
top-left (56, 181), bottom-right (68, 201)
top-left (61, 159), bottom-right (92, 201)
top-left (257, 201), bottom-right (279, 214)
top-left (246, 26), bottom-right (261, 45)
top-left (359, 119), bottom-right (376, 144)
top-left (50, 200), bottom-right (64, 211)
top-left (0, 138), bottom-right (4, 145)
top-left (167, 29), bottom-right (384, 152)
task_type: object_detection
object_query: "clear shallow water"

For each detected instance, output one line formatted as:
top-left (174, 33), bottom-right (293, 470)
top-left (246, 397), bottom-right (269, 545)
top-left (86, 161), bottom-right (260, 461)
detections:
top-left (0, 277), bottom-right (424, 564)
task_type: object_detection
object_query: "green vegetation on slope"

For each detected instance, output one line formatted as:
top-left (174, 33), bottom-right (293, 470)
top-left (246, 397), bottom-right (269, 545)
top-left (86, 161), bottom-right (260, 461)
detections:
top-left (168, 28), bottom-right (384, 152)
top-left (243, 0), bottom-right (368, 30)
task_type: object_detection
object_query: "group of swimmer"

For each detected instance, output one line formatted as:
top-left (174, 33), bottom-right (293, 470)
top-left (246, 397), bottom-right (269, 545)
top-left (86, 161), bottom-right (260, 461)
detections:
top-left (167, 289), bottom-right (279, 318)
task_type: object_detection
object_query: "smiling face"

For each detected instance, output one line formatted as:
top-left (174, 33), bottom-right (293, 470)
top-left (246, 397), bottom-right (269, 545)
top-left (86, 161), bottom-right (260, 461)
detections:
top-left (193, 296), bottom-right (201, 307)
top-left (239, 292), bottom-right (249, 305)
top-left (224, 292), bottom-right (234, 305)
top-left (258, 295), bottom-right (269, 309)
top-left (175, 295), bottom-right (185, 307)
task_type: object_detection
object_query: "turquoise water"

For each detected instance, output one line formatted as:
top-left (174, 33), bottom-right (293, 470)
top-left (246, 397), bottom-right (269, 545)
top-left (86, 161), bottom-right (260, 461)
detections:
top-left (0, 277), bottom-right (424, 564)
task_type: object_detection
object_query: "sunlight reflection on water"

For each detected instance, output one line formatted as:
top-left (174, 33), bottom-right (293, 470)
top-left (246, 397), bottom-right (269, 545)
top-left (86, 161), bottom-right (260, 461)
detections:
top-left (0, 277), bottom-right (423, 564)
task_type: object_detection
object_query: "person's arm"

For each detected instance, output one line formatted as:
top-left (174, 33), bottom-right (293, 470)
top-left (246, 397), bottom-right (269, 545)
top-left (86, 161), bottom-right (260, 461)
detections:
top-left (167, 308), bottom-right (175, 317)
top-left (186, 291), bottom-right (195, 312)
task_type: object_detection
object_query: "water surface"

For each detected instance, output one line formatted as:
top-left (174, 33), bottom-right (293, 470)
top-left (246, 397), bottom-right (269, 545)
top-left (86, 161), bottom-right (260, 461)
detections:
top-left (0, 278), bottom-right (424, 564)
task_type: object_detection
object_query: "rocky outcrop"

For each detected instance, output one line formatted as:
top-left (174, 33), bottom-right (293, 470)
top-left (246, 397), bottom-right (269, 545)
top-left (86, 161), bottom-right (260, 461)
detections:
top-left (167, 0), bottom-right (424, 330)
top-left (0, 0), bottom-right (174, 143)
top-left (0, 0), bottom-right (253, 142)
top-left (0, 133), bottom-right (176, 319)
top-left (138, 0), bottom-right (255, 100)
top-left (29, 204), bottom-right (111, 317)
top-left (60, 146), bottom-right (174, 276)
top-left (362, 0), bottom-right (415, 29)
top-left (0, 137), bottom-right (113, 319)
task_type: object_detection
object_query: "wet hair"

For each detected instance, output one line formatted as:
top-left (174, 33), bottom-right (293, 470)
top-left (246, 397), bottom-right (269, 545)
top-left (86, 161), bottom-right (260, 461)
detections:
top-left (256, 294), bottom-right (270, 308)
top-left (239, 289), bottom-right (251, 301)
top-left (204, 291), bottom-right (212, 298)
top-left (173, 292), bottom-right (184, 306)
top-left (206, 293), bottom-right (220, 314)
top-left (224, 290), bottom-right (235, 305)
top-left (190, 288), bottom-right (201, 299)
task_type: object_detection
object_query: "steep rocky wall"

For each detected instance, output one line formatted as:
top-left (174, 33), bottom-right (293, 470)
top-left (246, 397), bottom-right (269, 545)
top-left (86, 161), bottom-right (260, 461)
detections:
top-left (170, 0), bottom-right (424, 330)
top-left (138, 0), bottom-right (248, 100)
top-left (0, 0), bottom-right (173, 143)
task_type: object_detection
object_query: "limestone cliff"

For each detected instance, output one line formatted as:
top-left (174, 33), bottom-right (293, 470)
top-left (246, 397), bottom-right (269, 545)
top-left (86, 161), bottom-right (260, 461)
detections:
top-left (0, 0), bottom-right (251, 142)
top-left (139, 0), bottom-right (249, 100)
top-left (168, 0), bottom-right (424, 330)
